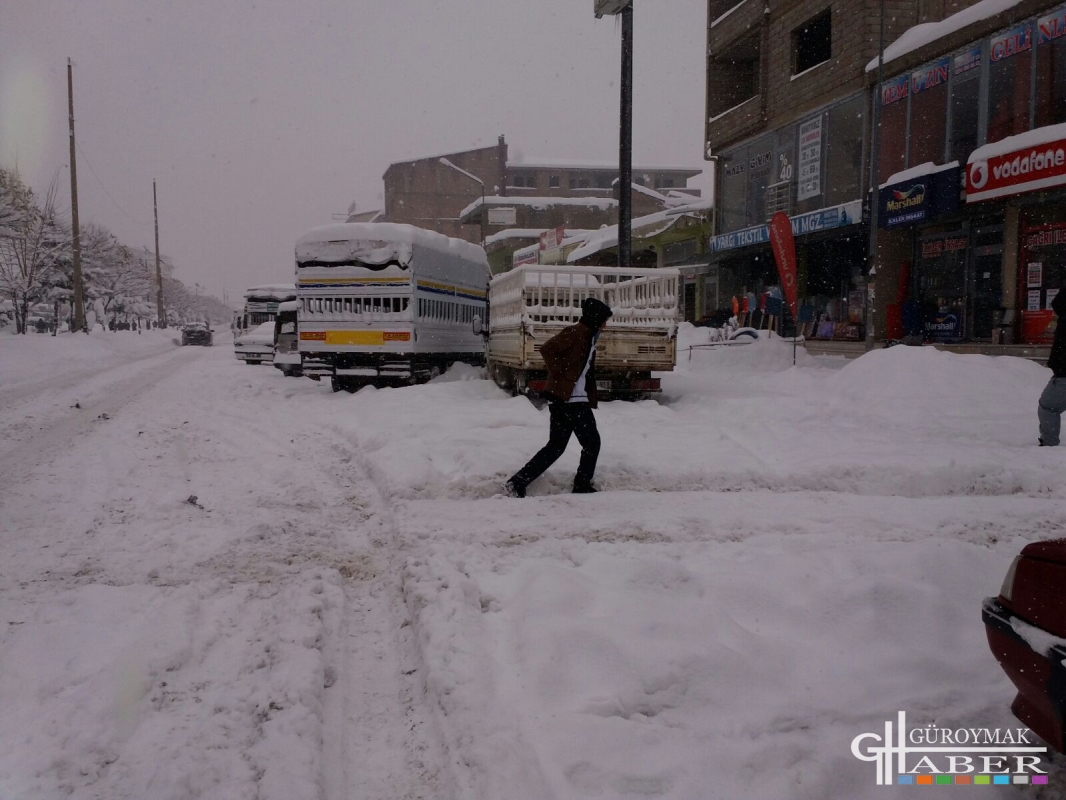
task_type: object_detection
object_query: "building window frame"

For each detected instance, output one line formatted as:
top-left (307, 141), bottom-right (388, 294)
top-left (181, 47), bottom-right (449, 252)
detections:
top-left (793, 8), bottom-right (833, 76)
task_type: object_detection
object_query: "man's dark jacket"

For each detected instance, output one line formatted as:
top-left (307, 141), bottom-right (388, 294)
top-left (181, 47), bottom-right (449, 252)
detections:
top-left (1049, 290), bottom-right (1066, 377)
top-left (539, 298), bottom-right (612, 408)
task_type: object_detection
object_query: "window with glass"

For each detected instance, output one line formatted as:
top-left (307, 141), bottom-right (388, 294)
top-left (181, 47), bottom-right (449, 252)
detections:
top-left (1036, 10), bottom-right (1066, 127)
top-left (909, 58), bottom-right (949, 165)
top-left (878, 77), bottom-right (909, 182)
top-left (718, 149), bottom-right (748, 233)
top-left (987, 23), bottom-right (1032, 144)
top-left (825, 93), bottom-right (865, 206)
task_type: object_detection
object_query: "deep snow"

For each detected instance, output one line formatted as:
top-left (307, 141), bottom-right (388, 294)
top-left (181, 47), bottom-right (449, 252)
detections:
top-left (0, 325), bottom-right (1064, 799)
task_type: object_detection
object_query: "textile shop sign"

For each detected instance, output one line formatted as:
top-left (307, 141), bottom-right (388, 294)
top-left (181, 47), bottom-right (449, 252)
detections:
top-left (878, 165), bottom-right (960, 227)
top-left (710, 201), bottom-right (861, 252)
top-left (967, 137), bottom-right (1066, 202)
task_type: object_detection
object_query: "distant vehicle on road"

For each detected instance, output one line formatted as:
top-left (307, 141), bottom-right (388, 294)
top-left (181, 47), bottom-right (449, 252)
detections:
top-left (983, 538), bottom-right (1066, 753)
top-left (272, 300), bottom-right (302, 377)
top-left (295, 222), bottom-right (490, 392)
top-left (233, 284), bottom-right (297, 339)
top-left (181, 322), bottom-right (213, 346)
top-left (233, 321), bottom-right (276, 364)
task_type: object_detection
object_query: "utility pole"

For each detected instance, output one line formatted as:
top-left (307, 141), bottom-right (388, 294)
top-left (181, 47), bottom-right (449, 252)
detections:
top-left (619, 2), bottom-right (633, 270)
top-left (153, 180), bottom-right (166, 328)
top-left (865, 0), bottom-right (886, 351)
top-left (594, 0), bottom-right (634, 268)
top-left (67, 58), bottom-right (86, 332)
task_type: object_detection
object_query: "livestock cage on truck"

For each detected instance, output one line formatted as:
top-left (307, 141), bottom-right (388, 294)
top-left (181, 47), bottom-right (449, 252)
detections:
top-left (295, 222), bottom-right (490, 392)
top-left (487, 265), bottom-right (680, 399)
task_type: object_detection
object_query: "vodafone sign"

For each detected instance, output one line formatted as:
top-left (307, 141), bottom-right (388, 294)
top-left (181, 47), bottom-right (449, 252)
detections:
top-left (966, 139), bottom-right (1066, 202)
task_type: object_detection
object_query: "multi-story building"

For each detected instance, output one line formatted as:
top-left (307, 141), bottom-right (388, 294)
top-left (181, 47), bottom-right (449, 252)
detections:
top-left (705, 0), bottom-right (980, 334)
top-left (383, 136), bottom-right (702, 252)
top-left (869, 0), bottom-right (1066, 347)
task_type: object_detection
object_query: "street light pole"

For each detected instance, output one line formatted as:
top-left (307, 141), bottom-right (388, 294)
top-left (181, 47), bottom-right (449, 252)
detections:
top-left (865, 0), bottom-right (886, 351)
top-left (619, 2), bottom-right (633, 270)
top-left (595, 0), bottom-right (634, 269)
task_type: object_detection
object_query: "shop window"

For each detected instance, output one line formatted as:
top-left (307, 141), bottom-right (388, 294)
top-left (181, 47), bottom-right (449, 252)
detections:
top-left (793, 10), bottom-right (832, 75)
top-left (549, 175), bottom-right (560, 189)
top-left (878, 80), bottom-right (908, 182)
top-left (719, 148), bottom-right (747, 233)
top-left (1036, 24), bottom-right (1066, 127)
top-left (987, 24), bottom-right (1032, 145)
top-left (825, 93), bottom-right (865, 206)
top-left (949, 73), bottom-right (980, 164)
top-left (909, 59), bottom-right (949, 166)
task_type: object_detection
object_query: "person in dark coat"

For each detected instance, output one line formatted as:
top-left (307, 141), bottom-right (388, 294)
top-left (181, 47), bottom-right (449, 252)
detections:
top-left (505, 297), bottom-right (613, 497)
top-left (1039, 290), bottom-right (1066, 445)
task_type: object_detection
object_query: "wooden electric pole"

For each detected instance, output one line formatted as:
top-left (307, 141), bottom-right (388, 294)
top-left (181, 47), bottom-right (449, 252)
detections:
top-left (67, 58), bottom-right (86, 332)
top-left (153, 180), bottom-right (165, 328)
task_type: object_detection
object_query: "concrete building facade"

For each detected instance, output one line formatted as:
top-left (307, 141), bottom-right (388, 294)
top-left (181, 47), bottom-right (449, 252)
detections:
top-left (705, 0), bottom-right (982, 337)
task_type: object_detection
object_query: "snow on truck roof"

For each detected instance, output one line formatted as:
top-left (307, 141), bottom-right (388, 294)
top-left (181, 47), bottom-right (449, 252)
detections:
top-left (277, 300), bottom-right (299, 313)
top-left (244, 284), bottom-right (296, 301)
top-left (295, 222), bottom-right (488, 267)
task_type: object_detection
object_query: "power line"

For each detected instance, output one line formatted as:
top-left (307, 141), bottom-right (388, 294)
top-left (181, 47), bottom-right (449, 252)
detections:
top-left (74, 139), bottom-right (153, 226)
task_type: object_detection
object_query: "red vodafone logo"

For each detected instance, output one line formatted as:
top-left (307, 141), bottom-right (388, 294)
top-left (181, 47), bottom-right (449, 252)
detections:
top-left (967, 138), bottom-right (1066, 202)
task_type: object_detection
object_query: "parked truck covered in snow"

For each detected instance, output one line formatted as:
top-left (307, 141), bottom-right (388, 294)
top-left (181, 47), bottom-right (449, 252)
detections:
top-left (295, 222), bottom-right (490, 391)
top-left (486, 265), bottom-right (679, 399)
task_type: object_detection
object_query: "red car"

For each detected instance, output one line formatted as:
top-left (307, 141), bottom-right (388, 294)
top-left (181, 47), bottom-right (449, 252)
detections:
top-left (983, 539), bottom-right (1066, 753)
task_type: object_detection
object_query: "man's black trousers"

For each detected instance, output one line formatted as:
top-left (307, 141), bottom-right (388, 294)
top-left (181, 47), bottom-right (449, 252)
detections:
top-left (511, 401), bottom-right (600, 490)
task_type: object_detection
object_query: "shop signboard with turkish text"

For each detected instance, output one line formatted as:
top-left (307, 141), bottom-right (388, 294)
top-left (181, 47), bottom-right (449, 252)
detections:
top-left (881, 75), bottom-right (910, 106)
top-left (1039, 7), bottom-right (1066, 43)
top-left (512, 243), bottom-right (539, 267)
top-left (879, 165), bottom-right (960, 227)
top-left (990, 22), bottom-right (1031, 62)
top-left (710, 201), bottom-right (860, 252)
top-left (966, 138), bottom-right (1066, 202)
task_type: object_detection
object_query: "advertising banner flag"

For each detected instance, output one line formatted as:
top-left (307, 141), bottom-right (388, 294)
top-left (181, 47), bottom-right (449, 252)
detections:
top-left (769, 211), bottom-right (798, 321)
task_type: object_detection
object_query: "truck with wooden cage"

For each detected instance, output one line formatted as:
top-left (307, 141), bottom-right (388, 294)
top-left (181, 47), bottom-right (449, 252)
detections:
top-left (485, 265), bottom-right (679, 399)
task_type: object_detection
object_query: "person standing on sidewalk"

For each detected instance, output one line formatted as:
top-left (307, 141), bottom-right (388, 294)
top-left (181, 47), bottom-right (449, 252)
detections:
top-left (1039, 290), bottom-right (1066, 445)
top-left (505, 297), bottom-right (613, 496)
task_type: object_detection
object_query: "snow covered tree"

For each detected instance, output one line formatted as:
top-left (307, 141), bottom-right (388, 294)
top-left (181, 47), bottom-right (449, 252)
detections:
top-left (0, 168), bottom-right (69, 334)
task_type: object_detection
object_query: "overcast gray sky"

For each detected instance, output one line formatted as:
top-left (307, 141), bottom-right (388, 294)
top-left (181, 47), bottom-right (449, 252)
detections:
top-left (1, 1), bottom-right (711, 305)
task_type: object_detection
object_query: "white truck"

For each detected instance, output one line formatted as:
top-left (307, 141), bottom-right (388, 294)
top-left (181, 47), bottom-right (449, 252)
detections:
top-left (485, 265), bottom-right (679, 399)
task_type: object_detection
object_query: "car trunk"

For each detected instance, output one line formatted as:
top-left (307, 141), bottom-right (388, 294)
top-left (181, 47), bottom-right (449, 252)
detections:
top-left (1010, 539), bottom-right (1066, 639)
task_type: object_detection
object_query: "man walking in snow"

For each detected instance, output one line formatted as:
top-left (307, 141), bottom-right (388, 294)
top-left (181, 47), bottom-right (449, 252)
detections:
top-left (1039, 290), bottom-right (1066, 445)
top-left (505, 297), bottom-right (613, 497)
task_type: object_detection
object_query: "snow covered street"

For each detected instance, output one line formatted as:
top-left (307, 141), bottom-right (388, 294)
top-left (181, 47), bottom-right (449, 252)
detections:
top-left (1, 327), bottom-right (1065, 799)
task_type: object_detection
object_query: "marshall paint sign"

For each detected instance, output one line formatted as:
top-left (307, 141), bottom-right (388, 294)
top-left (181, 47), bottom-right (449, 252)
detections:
top-left (878, 165), bottom-right (960, 227)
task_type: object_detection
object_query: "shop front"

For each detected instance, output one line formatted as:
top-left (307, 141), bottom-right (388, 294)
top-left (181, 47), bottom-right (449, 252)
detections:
top-left (965, 124), bottom-right (1066, 344)
top-left (709, 201), bottom-right (866, 336)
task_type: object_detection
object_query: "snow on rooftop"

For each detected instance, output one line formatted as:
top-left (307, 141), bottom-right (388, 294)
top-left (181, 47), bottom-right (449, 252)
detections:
top-left (708, 95), bottom-right (758, 124)
top-left (484, 228), bottom-right (592, 247)
top-left (565, 200), bottom-right (712, 263)
top-left (460, 195), bottom-right (618, 220)
top-left (507, 158), bottom-right (700, 174)
top-left (880, 160), bottom-right (960, 189)
top-left (967, 122), bottom-right (1066, 164)
top-left (865, 0), bottom-right (1024, 73)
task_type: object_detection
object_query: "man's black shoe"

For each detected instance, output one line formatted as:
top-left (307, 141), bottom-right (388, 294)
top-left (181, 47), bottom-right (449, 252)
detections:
top-left (504, 479), bottom-right (526, 498)
top-left (572, 483), bottom-right (598, 494)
